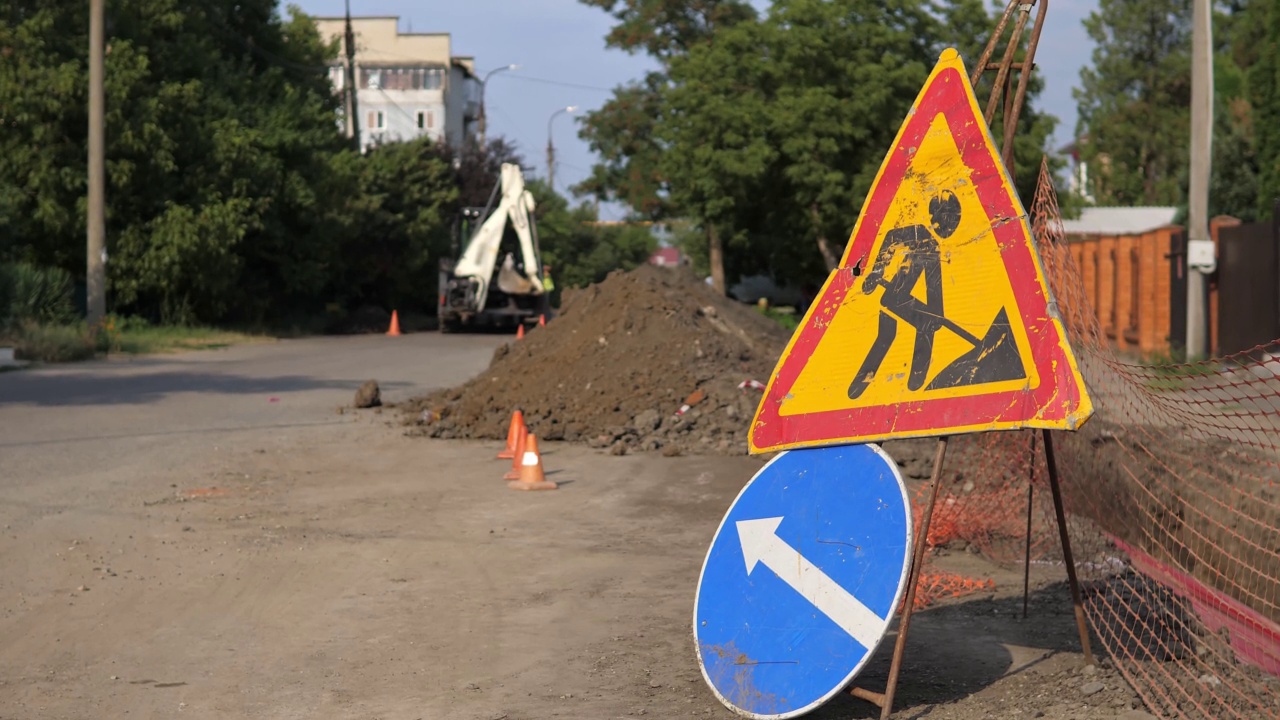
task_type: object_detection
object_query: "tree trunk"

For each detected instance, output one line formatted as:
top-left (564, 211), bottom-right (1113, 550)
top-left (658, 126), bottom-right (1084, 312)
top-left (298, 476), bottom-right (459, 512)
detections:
top-left (708, 224), bottom-right (726, 295)
top-left (816, 234), bottom-right (839, 271)
top-left (811, 204), bottom-right (839, 271)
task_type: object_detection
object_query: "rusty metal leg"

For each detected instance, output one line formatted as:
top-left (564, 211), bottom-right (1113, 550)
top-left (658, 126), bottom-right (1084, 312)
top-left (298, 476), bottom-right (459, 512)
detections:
top-left (878, 436), bottom-right (949, 720)
top-left (1042, 429), bottom-right (1095, 665)
top-left (1004, 0), bottom-right (1049, 164)
top-left (1023, 432), bottom-right (1038, 619)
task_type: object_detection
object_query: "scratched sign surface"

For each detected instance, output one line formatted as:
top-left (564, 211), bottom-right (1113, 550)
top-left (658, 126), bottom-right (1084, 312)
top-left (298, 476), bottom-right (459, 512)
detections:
top-left (749, 49), bottom-right (1092, 454)
top-left (694, 444), bottom-right (912, 719)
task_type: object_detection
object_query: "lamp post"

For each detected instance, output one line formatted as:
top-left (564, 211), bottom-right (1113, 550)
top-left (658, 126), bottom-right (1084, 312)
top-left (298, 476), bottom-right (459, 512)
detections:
top-left (546, 105), bottom-right (578, 193)
top-left (477, 64), bottom-right (517, 147)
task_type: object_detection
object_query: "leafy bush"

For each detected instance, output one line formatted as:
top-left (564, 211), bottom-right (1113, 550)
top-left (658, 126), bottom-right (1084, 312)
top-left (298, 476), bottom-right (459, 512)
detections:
top-left (759, 306), bottom-right (800, 332)
top-left (12, 323), bottom-right (96, 362)
top-left (0, 263), bottom-right (75, 327)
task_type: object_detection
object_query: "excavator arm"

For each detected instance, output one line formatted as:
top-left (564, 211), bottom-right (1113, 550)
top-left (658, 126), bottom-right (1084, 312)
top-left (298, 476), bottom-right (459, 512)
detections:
top-left (451, 163), bottom-right (544, 310)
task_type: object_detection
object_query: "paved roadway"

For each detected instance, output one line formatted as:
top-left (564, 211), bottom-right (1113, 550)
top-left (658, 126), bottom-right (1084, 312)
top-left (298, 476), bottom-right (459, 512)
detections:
top-left (0, 333), bottom-right (506, 449)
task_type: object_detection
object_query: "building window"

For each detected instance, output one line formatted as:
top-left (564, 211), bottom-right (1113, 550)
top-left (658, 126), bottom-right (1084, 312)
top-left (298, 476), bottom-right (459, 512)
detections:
top-left (360, 66), bottom-right (444, 90)
top-left (359, 68), bottom-right (383, 90)
top-left (367, 110), bottom-right (385, 131)
top-left (416, 110), bottom-right (434, 130)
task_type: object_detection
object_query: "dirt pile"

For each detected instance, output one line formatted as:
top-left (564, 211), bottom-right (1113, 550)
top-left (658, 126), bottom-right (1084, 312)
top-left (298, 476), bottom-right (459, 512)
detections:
top-left (403, 265), bottom-right (791, 455)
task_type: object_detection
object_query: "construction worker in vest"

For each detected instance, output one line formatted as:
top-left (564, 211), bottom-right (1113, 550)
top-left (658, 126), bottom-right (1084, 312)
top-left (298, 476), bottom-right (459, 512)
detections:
top-left (540, 264), bottom-right (555, 317)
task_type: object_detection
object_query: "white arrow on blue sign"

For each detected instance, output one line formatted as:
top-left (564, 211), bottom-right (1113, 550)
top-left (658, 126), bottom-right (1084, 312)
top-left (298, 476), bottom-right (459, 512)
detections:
top-left (693, 444), bottom-right (913, 719)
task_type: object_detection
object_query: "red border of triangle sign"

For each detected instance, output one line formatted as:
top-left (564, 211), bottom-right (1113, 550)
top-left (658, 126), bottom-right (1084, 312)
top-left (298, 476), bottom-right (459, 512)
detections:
top-left (748, 49), bottom-right (1093, 454)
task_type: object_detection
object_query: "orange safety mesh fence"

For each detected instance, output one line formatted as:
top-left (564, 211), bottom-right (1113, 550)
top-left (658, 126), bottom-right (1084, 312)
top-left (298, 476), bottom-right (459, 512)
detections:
top-left (916, 157), bottom-right (1280, 718)
top-left (909, 484), bottom-right (1001, 609)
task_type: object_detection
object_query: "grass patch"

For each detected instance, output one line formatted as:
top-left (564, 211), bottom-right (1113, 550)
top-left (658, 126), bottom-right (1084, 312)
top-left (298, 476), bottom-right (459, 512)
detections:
top-left (11, 323), bottom-right (97, 362)
top-left (758, 306), bottom-right (800, 332)
top-left (103, 317), bottom-right (267, 355)
top-left (1140, 350), bottom-right (1219, 392)
top-left (4, 316), bottom-right (269, 363)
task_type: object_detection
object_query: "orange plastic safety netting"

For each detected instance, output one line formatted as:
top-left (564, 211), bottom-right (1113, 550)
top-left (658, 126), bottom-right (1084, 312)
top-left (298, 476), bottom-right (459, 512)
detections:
top-left (914, 158), bottom-right (1280, 718)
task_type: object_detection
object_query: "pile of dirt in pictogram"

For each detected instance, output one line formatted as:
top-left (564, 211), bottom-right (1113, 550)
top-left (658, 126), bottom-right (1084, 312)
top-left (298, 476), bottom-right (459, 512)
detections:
top-left (401, 264), bottom-right (792, 455)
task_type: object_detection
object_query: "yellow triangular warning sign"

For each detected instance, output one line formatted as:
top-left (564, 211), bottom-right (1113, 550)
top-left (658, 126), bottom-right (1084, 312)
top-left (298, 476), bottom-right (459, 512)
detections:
top-left (749, 49), bottom-right (1092, 454)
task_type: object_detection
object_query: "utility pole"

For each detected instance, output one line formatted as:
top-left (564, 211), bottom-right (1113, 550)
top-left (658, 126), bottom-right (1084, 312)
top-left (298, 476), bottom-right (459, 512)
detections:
top-left (343, 0), bottom-right (360, 152)
top-left (546, 105), bottom-right (577, 193)
top-left (86, 0), bottom-right (106, 329)
top-left (1186, 0), bottom-right (1215, 359)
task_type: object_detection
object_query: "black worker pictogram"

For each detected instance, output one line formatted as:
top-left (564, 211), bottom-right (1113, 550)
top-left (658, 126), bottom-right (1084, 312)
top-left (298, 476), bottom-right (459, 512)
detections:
top-left (848, 191), bottom-right (1026, 400)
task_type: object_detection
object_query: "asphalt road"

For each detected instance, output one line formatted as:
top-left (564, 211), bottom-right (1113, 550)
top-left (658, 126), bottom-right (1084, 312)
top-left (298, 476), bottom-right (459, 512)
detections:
top-left (0, 332), bottom-right (506, 449)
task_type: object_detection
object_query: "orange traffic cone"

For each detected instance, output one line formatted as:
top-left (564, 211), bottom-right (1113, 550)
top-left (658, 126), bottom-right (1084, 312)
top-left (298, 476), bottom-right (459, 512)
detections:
top-left (504, 428), bottom-right (527, 480)
top-left (508, 434), bottom-right (557, 491)
top-left (516, 324), bottom-right (525, 340)
top-left (386, 310), bottom-right (402, 337)
top-left (498, 410), bottom-right (526, 459)
top-left (538, 314), bottom-right (546, 327)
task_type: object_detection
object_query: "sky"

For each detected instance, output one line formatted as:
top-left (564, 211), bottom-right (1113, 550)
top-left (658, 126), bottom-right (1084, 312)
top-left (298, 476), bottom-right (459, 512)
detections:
top-left (294, 1), bottom-right (1099, 220)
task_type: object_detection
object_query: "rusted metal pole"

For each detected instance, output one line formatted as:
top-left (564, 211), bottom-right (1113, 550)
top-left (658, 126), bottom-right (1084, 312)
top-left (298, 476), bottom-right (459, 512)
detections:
top-left (1042, 429), bottom-right (1095, 665)
top-left (1003, 0), bottom-right (1049, 171)
top-left (970, 1), bottom-right (1018, 87)
top-left (1022, 432), bottom-right (1038, 619)
top-left (968, 1), bottom-right (1048, 175)
top-left (878, 436), bottom-right (948, 720)
top-left (982, 5), bottom-right (1028, 124)
top-left (849, 686), bottom-right (885, 707)
top-left (1002, 70), bottom-right (1018, 185)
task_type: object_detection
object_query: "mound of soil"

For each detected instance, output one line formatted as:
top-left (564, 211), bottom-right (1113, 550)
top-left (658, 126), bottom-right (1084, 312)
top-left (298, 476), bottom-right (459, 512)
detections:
top-left (403, 265), bottom-right (791, 455)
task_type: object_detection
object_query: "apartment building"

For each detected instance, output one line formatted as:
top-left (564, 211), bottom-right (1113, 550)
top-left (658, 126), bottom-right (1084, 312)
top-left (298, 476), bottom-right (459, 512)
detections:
top-left (312, 16), bottom-right (479, 152)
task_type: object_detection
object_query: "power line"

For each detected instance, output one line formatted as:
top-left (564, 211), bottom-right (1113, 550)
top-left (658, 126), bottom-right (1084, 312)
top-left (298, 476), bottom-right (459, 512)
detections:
top-left (490, 74), bottom-right (615, 94)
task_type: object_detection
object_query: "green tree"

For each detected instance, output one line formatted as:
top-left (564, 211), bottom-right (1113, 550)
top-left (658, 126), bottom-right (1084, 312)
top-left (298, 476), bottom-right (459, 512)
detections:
top-left (576, 0), bottom-right (756, 293)
top-left (0, 0), bottom-right (348, 323)
top-left (445, 137), bottom-right (527, 209)
top-left (1074, 0), bottom-right (1192, 206)
top-left (1250, 0), bottom-right (1280, 218)
top-left (761, 0), bottom-right (942, 271)
top-left (575, 74), bottom-right (671, 219)
top-left (1070, 1), bottom-right (1263, 219)
top-left (530, 180), bottom-right (656, 292)
top-left (330, 137), bottom-right (458, 315)
top-left (582, 0), bottom-right (1063, 297)
top-left (581, 0), bottom-right (756, 60)
top-left (660, 16), bottom-right (777, 292)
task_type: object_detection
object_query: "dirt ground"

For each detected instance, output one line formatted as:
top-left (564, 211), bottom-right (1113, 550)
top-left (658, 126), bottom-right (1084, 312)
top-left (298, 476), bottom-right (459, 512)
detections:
top-left (406, 265), bottom-right (791, 456)
top-left (0, 413), bottom-right (1158, 719)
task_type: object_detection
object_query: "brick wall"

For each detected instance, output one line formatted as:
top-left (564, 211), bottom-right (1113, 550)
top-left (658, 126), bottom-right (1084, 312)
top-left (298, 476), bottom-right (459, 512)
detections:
top-left (1065, 227), bottom-right (1180, 357)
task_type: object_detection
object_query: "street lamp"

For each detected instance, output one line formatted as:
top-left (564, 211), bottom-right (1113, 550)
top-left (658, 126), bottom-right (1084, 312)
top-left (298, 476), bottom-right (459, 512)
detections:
top-left (477, 64), bottom-right (517, 147)
top-left (546, 105), bottom-right (578, 193)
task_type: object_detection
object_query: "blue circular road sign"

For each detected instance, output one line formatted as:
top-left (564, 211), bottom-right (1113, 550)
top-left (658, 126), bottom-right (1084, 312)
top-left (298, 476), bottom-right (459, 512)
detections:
top-left (693, 444), bottom-right (913, 719)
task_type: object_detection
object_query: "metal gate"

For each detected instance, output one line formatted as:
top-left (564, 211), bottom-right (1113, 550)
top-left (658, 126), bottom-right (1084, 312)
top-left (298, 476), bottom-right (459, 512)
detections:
top-left (1217, 219), bottom-right (1280, 355)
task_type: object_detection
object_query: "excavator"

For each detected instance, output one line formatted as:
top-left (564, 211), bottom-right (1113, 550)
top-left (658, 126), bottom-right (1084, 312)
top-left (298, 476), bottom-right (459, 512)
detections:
top-left (438, 163), bottom-right (548, 332)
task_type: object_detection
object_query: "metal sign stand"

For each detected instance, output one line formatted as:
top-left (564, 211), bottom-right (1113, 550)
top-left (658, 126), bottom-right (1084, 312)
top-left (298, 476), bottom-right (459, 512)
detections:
top-left (846, 3), bottom-right (1096, 717)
